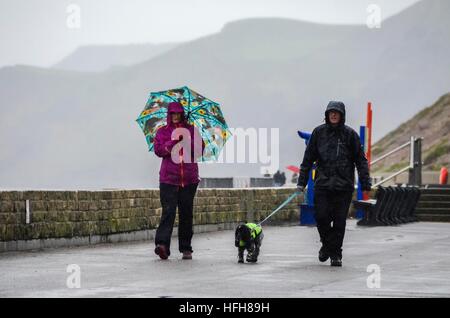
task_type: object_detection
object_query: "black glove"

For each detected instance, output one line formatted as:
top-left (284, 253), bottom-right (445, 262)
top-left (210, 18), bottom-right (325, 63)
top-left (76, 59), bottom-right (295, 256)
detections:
top-left (362, 184), bottom-right (371, 192)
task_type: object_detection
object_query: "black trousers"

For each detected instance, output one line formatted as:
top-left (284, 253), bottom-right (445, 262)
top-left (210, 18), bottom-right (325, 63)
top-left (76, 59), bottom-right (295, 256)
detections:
top-left (314, 189), bottom-right (353, 259)
top-left (155, 183), bottom-right (198, 254)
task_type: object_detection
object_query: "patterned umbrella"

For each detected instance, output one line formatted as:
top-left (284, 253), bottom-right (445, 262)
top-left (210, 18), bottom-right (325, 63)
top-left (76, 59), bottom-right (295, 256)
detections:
top-left (136, 86), bottom-right (232, 161)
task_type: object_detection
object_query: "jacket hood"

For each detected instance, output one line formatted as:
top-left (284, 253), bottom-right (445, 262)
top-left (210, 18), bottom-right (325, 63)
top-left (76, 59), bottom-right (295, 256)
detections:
top-left (167, 102), bottom-right (186, 125)
top-left (325, 101), bottom-right (346, 125)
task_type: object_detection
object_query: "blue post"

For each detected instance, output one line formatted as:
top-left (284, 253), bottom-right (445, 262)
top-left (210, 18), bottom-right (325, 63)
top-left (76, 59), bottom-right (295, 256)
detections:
top-left (356, 126), bottom-right (366, 219)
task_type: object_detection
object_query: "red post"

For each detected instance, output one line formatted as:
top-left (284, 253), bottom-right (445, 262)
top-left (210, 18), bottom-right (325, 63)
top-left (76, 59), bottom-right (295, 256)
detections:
top-left (440, 167), bottom-right (448, 185)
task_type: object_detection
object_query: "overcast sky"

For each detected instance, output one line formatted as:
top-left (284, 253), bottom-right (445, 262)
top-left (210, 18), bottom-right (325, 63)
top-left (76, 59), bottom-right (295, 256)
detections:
top-left (0, 0), bottom-right (421, 68)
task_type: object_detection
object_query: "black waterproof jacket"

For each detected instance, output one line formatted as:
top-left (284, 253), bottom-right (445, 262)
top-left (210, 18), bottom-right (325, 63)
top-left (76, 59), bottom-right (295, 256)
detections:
top-left (297, 101), bottom-right (371, 191)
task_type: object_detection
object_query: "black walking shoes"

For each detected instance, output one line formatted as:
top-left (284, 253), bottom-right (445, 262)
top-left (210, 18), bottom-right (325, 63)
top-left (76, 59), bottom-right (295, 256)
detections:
top-left (330, 258), bottom-right (342, 267)
top-left (182, 251), bottom-right (192, 260)
top-left (318, 247), bottom-right (330, 263)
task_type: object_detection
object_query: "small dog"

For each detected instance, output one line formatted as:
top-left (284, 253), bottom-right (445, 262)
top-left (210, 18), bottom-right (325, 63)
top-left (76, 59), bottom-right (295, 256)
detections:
top-left (234, 223), bottom-right (264, 263)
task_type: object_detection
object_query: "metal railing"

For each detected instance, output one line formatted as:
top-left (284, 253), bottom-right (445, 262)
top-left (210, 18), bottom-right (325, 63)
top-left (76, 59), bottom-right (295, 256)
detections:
top-left (371, 136), bottom-right (423, 188)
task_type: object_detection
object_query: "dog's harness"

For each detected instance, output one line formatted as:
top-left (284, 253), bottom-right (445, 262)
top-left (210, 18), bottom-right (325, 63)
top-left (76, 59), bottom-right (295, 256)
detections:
top-left (238, 223), bottom-right (262, 247)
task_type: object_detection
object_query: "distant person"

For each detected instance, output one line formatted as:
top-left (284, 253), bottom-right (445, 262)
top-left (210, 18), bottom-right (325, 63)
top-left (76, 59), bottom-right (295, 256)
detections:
top-left (273, 170), bottom-right (282, 186)
top-left (291, 172), bottom-right (299, 184)
top-left (296, 101), bottom-right (371, 267)
top-left (153, 102), bottom-right (204, 260)
top-left (280, 172), bottom-right (286, 186)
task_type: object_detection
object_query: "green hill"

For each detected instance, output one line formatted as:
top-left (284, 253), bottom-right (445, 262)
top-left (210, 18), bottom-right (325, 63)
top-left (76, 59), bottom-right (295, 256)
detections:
top-left (372, 93), bottom-right (450, 173)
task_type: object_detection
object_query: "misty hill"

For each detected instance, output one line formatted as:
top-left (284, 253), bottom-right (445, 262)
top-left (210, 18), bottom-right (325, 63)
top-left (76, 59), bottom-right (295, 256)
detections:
top-left (372, 93), bottom-right (450, 173)
top-left (53, 43), bottom-right (179, 72)
top-left (1, 0), bottom-right (450, 189)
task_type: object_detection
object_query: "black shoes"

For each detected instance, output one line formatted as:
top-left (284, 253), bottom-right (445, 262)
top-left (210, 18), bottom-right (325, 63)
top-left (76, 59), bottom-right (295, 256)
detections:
top-left (318, 247), bottom-right (329, 263)
top-left (330, 258), bottom-right (342, 267)
top-left (319, 245), bottom-right (342, 266)
top-left (182, 251), bottom-right (192, 260)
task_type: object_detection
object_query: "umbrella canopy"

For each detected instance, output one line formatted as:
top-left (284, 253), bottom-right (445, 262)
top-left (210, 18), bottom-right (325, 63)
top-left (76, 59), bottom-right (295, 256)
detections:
top-left (136, 86), bottom-right (231, 161)
top-left (286, 165), bottom-right (300, 174)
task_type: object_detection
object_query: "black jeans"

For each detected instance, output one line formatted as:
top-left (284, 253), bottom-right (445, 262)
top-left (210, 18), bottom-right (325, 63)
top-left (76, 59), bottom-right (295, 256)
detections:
top-left (155, 183), bottom-right (198, 254)
top-left (314, 189), bottom-right (353, 259)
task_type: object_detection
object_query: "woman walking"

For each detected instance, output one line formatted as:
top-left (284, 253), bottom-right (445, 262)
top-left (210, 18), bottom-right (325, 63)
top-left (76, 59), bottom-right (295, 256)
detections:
top-left (153, 102), bottom-right (204, 260)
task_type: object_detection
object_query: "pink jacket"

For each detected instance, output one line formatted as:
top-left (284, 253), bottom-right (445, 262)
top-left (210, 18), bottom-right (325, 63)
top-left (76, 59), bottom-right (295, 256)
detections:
top-left (154, 102), bottom-right (204, 186)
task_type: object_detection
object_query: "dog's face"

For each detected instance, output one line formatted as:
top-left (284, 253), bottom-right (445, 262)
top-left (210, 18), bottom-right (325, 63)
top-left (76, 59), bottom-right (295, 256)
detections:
top-left (235, 224), bottom-right (252, 248)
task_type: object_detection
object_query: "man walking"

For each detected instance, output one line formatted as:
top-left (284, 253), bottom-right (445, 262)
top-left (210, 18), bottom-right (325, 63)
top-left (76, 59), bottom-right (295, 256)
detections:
top-left (297, 101), bottom-right (371, 266)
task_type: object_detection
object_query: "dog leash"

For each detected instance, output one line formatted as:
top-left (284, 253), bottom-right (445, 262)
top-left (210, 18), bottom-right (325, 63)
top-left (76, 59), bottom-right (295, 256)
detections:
top-left (257, 191), bottom-right (302, 226)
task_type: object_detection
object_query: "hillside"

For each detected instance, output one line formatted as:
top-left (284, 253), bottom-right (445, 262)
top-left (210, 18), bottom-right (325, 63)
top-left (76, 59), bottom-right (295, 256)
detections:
top-left (53, 43), bottom-right (179, 72)
top-left (372, 93), bottom-right (450, 172)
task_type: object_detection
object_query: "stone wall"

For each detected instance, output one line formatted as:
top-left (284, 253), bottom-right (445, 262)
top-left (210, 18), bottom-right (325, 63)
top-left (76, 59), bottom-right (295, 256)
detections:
top-left (0, 188), bottom-right (302, 252)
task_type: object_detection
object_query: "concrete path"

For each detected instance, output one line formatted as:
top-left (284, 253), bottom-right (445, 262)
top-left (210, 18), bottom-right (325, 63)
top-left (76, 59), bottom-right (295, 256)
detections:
top-left (1, 220), bottom-right (450, 297)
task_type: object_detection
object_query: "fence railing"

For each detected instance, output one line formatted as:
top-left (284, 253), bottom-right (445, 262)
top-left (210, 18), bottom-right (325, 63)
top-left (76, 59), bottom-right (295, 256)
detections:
top-left (371, 136), bottom-right (423, 187)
